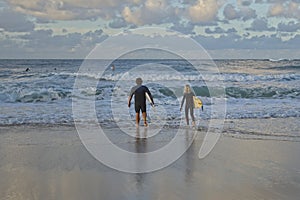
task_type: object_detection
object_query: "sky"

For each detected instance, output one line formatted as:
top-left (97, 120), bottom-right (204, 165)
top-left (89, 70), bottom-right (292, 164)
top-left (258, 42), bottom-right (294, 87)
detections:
top-left (0, 0), bottom-right (300, 59)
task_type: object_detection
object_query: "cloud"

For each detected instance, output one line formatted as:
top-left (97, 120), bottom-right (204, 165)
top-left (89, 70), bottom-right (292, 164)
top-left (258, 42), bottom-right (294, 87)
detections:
top-left (0, 28), bottom-right (108, 58)
top-left (10, 0), bottom-right (77, 20)
top-left (20, 29), bottom-right (54, 41)
top-left (239, 0), bottom-right (253, 6)
top-left (0, 9), bottom-right (34, 32)
top-left (6, 0), bottom-right (138, 21)
top-left (122, 6), bottom-right (141, 25)
top-left (5, 0), bottom-right (189, 26)
top-left (170, 21), bottom-right (195, 35)
top-left (241, 7), bottom-right (257, 20)
top-left (277, 21), bottom-right (300, 32)
top-left (192, 33), bottom-right (241, 49)
top-left (205, 27), bottom-right (237, 34)
top-left (1, 0), bottom-right (300, 59)
top-left (108, 18), bottom-right (128, 29)
top-left (268, 3), bottom-right (284, 16)
top-left (188, 0), bottom-right (220, 23)
top-left (35, 18), bottom-right (55, 24)
top-left (223, 3), bottom-right (257, 21)
top-left (5, 0), bottom-right (181, 26)
top-left (246, 18), bottom-right (276, 31)
top-left (192, 32), bottom-right (291, 50)
top-left (122, 0), bottom-right (177, 26)
top-left (268, 1), bottom-right (300, 19)
top-left (3, 0), bottom-right (269, 28)
top-left (223, 4), bottom-right (240, 20)
top-left (1, 27), bottom-right (300, 59)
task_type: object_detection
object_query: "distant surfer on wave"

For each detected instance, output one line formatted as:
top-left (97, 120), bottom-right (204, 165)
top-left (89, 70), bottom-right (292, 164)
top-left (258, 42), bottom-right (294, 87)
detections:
top-left (180, 84), bottom-right (196, 127)
top-left (128, 77), bottom-right (154, 127)
top-left (111, 64), bottom-right (115, 71)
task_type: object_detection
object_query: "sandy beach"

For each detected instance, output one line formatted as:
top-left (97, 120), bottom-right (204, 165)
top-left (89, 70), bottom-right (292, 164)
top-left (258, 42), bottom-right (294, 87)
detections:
top-left (1, 0), bottom-right (300, 198)
top-left (1, 123), bottom-right (300, 200)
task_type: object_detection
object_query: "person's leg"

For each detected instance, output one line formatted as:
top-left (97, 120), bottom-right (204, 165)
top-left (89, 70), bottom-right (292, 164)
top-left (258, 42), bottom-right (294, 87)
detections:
top-left (185, 106), bottom-right (189, 125)
top-left (135, 104), bottom-right (141, 127)
top-left (136, 113), bottom-right (140, 127)
top-left (190, 108), bottom-right (195, 126)
top-left (141, 104), bottom-right (147, 126)
top-left (142, 112), bottom-right (148, 126)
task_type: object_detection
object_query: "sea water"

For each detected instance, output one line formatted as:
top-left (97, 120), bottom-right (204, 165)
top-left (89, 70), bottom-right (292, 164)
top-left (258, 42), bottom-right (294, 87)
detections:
top-left (0, 59), bottom-right (299, 140)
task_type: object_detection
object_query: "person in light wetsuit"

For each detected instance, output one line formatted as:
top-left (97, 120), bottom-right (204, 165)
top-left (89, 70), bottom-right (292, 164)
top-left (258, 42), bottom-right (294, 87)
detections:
top-left (180, 84), bottom-right (196, 127)
top-left (128, 78), bottom-right (154, 127)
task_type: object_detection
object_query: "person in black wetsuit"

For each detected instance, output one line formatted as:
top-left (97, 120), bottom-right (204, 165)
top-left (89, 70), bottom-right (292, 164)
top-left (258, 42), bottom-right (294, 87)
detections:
top-left (128, 77), bottom-right (154, 127)
top-left (180, 84), bottom-right (196, 127)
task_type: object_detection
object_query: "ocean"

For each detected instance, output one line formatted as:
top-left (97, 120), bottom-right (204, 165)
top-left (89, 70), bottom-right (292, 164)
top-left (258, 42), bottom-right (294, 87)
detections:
top-left (0, 59), bottom-right (299, 140)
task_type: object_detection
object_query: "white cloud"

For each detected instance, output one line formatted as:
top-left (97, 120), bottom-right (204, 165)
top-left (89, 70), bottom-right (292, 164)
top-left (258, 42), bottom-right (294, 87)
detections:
top-left (6, 0), bottom-right (139, 20)
top-left (268, 3), bottom-right (284, 16)
top-left (122, 6), bottom-right (140, 25)
top-left (122, 0), bottom-right (177, 26)
top-left (188, 0), bottom-right (220, 23)
top-left (145, 0), bottom-right (166, 10)
top-left (6, 0), bottom-right (189, 26)
top-left (205, 27), bottom-right (237, 34)
top-left (268, 1), bottom-right (300, 19)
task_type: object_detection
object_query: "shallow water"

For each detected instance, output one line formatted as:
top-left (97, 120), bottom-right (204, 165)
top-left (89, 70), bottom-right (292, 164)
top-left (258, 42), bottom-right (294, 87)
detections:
top-left (0, 59), bottom-right (299, 140)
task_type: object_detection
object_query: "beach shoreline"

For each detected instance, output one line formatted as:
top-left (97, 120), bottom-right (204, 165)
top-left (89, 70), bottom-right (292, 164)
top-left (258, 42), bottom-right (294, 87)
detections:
top-left (1, 123), bottom-right (300, 200)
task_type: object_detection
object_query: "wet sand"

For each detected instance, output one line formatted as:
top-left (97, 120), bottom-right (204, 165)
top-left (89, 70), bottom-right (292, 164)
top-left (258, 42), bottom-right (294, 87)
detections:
top-left (1, 124), bottom-right (300, 200)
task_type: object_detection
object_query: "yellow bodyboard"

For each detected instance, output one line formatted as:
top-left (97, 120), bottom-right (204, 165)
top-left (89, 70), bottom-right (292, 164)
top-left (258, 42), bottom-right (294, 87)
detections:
top-left (193, 96), bottom-right (203, 109)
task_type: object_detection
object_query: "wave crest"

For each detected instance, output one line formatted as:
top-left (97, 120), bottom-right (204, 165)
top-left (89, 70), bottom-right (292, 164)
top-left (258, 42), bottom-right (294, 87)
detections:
top-left (0, 88), bottom-right (71, 103)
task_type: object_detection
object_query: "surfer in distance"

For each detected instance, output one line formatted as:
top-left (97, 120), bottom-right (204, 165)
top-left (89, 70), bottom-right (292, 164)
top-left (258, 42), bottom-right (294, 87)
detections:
top-left (111, 64), bottom-right (115, 71)
top-left (128, 77), bottom-right (154, 127)
top-left (180, 84), bottom-right (196, 127)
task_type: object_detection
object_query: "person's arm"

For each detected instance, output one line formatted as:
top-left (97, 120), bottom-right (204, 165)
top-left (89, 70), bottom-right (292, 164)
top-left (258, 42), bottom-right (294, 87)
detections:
top-left (128, 88), bottom-right (134, 107)
top-left (180, 94), bottom-right (186, 111)
top-left (128, 96), bottom-right (132, 107)
top-left (192, 92), bottom-right (196, 109)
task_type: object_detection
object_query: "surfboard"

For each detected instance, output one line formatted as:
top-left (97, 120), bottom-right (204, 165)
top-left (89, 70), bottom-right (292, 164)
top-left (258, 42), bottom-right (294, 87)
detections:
top-left (146, 93), bottom-right (154, 107)
top-left (193, 96), bottom-right (203, 109)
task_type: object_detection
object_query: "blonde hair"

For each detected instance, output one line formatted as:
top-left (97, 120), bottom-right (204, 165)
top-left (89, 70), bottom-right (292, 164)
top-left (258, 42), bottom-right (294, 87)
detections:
top-left (184, 84), bottom-right (191, 94)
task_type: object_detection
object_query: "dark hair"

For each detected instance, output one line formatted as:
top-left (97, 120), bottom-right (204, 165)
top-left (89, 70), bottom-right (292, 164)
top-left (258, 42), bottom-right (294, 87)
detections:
top-left (136, 77), bottom-right (143, 85)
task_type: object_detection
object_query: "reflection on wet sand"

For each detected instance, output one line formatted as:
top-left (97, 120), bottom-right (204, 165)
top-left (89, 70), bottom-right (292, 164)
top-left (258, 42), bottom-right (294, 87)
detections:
top-left (1, 125), bottom-right (300, 200)
top-left (184, 128), bottom-right (196, 184)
